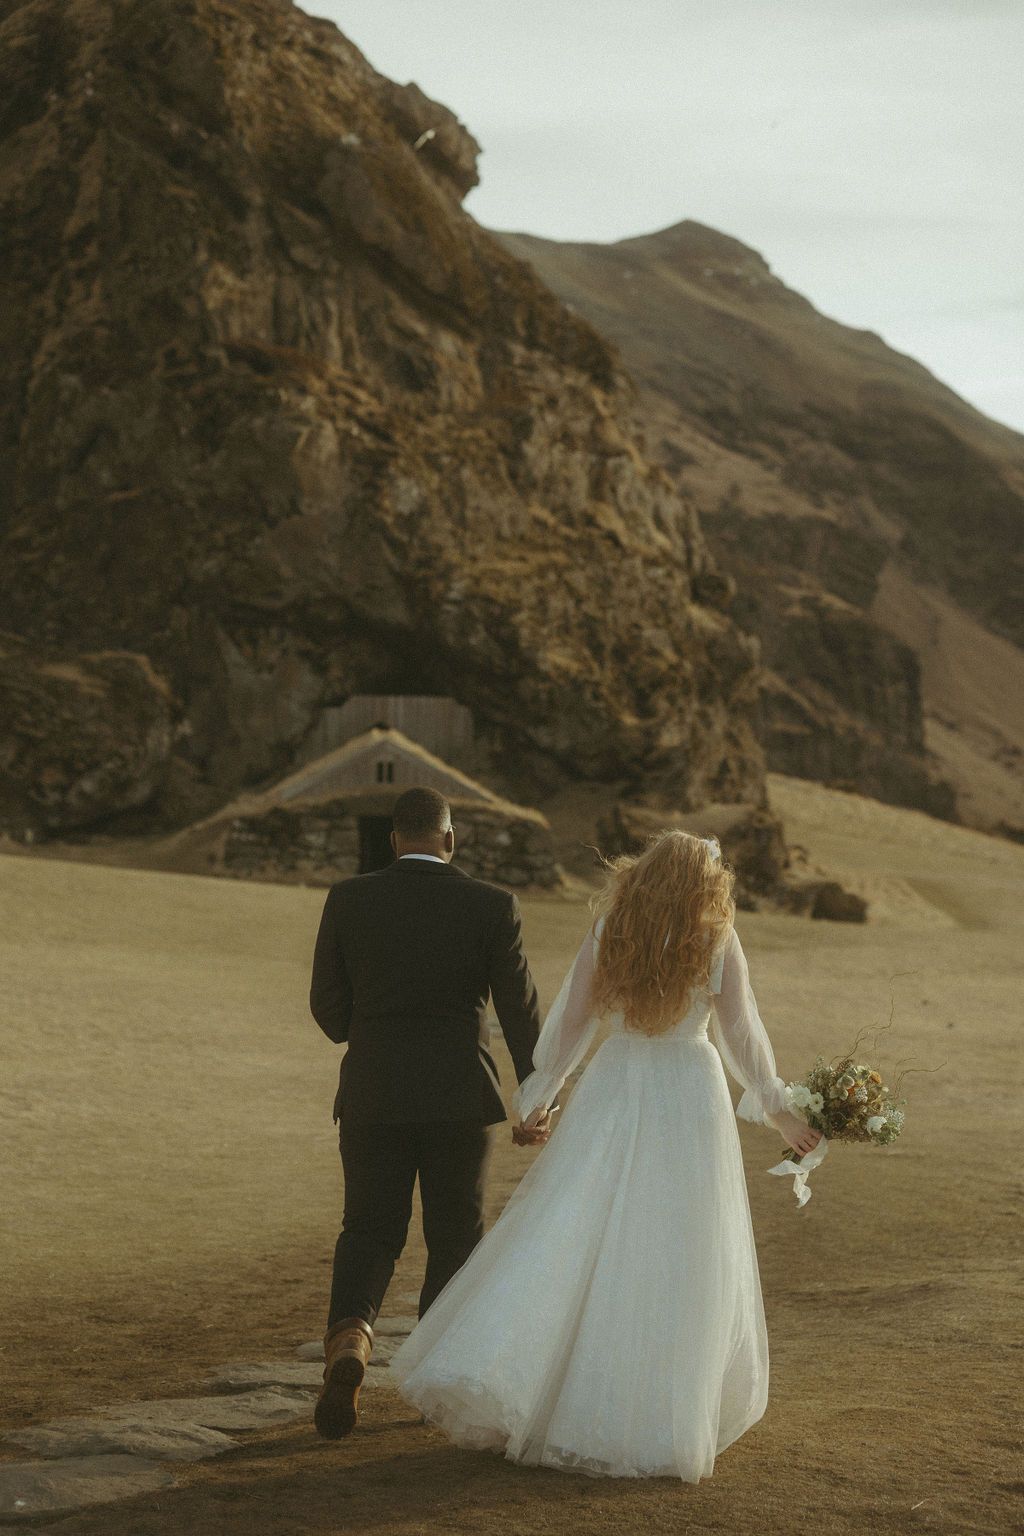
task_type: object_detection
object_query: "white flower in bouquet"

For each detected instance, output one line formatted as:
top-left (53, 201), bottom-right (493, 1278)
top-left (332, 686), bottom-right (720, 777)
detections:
top-left (782, 1044), bottom-right (912, 1156)
top-left (770, 1016), bottom-right (936, 1201)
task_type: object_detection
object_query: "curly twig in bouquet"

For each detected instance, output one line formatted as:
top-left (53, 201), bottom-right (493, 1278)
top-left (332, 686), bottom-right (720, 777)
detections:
top-left (786, 1046), bottom-right (907, 1149)
top-left (768, 992), bottom-right (940, 1206)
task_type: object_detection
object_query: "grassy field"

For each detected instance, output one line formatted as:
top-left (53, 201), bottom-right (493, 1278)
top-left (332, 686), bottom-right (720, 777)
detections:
top-left (1, 774), bottom-right (1020, 1534)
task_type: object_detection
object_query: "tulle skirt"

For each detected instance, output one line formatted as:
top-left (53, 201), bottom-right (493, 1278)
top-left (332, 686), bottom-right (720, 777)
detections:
top-left (390, 1029), bottom-right (770, 1481)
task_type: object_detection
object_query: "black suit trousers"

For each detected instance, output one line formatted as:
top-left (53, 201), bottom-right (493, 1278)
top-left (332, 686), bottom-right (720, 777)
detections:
top-left (328, 1120), bottom-right (497, 1329)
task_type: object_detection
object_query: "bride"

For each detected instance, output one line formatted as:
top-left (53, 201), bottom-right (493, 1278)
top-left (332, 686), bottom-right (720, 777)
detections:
top-left (390, 830), bottom-right (821, 1481)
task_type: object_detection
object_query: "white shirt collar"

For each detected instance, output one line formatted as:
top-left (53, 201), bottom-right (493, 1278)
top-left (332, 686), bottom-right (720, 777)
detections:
top-left (399, 853), bottom-right (447, 864)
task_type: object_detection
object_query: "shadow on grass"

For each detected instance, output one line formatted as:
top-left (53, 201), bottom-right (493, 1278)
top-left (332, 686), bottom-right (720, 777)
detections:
top-left (43, 1408), bottom-right (708, 1536)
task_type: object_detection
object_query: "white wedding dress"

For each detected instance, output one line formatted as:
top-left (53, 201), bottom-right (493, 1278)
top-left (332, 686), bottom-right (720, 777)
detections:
top-left (390, 922), bottom-right (790, 1481)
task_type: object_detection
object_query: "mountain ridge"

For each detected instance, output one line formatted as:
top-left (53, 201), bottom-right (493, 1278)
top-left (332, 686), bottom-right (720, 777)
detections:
top-left (497, 220), bottom-right (1024, 834)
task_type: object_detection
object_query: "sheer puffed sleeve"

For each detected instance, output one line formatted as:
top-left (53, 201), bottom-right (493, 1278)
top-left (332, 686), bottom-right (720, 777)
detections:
top-left (710, 927), bottom-right (788, 1123)
top-left (513, 924), bottom-right (601, 1122)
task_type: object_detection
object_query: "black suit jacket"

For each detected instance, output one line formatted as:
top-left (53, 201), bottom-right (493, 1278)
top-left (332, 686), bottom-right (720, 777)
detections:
top-left (309, 858), bottom-right (542, 1126)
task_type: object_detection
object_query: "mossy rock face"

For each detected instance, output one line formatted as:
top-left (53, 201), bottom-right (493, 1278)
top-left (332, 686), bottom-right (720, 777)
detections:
top-left (0, 632), bottom-right (177, 837)
top-left (0, 0), bottom-right (763, 826)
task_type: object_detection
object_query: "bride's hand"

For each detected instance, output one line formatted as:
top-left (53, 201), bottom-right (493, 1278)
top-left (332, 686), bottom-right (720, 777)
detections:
top-left (764, 1109), bottom-right (822, 1158)
top-left (513, 1109), bottom-right (552, 1146)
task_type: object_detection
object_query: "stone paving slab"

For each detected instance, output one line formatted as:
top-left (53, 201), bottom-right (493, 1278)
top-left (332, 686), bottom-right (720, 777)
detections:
top-left (0, 1351), bottom-right (408, 1523)
top-left (294, 1340), bottom-right (325, 1360)
top-left (208, 1361), bottom-right (325, 1392)
top-left (210, 1358), bottom-right (394, 1392)
top-left (374, 1315), bottom-right (417, 1337)
top-left (95, 1388), bottom-right (315, 1432)
top-left (7, 1418), bottom-right (239, 1463)
top-left (0, 1455), bottom-right (175, 1521)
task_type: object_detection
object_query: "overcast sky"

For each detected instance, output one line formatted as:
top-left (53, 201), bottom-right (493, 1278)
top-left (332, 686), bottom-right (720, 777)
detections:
top-left (312, 1), bottom-right (1024, 435)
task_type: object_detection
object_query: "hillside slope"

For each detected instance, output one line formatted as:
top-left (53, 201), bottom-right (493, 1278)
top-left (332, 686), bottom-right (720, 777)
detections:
top-left (499, 223), bottom-right (1024, 833)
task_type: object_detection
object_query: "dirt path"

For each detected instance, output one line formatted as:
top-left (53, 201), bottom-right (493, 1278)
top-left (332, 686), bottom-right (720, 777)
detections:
top-left (1, 777), bottom-right (1020, 1533)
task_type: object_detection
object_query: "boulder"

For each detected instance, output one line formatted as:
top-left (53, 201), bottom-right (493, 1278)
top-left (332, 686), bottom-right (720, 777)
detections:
top-left (596, 800), bottom-right (868, 919)
top-left (789, 881), bottom-right (869, 923)
top-left (0, 633), bottom-right (176, 838)
top-left (596, 801), bottom-right (789, 909)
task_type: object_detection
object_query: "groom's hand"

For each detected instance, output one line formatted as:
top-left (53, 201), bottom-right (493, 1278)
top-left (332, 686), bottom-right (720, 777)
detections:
top-left (512, 1110), bottom-right (552, 1146)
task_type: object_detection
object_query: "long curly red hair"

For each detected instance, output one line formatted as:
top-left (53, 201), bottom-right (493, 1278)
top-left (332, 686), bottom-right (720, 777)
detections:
top-left (591, 830), bottom-right (735, 1036)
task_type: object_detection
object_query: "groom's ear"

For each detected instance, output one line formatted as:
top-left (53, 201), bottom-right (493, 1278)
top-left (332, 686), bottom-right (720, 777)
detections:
top-left (390, 830), bottom-right (397, 855)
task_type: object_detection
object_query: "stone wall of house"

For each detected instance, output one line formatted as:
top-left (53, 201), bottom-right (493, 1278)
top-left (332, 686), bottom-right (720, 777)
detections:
top-left (222, 805), bottom-right (361, 882)
top-left (219, 801), bottom-right (561, 888)
top-left (448, 808), bottom-right (561, 889)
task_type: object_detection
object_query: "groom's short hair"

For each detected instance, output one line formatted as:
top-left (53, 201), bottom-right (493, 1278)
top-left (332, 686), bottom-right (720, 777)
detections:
top-left (392, 787), bottom-right (452, 840)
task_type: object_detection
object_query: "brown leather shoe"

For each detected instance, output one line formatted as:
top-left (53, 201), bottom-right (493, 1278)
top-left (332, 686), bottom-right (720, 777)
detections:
top-left (314, 1317), bottom-right (374, 1440)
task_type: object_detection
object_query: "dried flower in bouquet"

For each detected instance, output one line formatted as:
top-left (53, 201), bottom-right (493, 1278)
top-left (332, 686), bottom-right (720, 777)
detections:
top-left (767, 1011), bottom-right (938, 1205)
top-left (782, 1051), bottom-right (906, 1159)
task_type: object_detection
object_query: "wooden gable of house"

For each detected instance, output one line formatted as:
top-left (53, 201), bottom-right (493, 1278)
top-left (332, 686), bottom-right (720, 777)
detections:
top-left (276, 728), bottom-right (494, 807)
top-left (303, 696), bottom-right (475, 766)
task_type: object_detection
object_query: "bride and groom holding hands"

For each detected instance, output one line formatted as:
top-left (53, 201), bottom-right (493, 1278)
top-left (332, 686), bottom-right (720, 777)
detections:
top-left (309, 786), bottom-right (820, 1482)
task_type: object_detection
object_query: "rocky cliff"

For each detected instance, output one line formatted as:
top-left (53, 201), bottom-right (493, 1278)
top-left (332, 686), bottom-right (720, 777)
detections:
top-left (499, 223), bottom-right (1024, 832)
top-left (0, 0), bottom-right (764, 837)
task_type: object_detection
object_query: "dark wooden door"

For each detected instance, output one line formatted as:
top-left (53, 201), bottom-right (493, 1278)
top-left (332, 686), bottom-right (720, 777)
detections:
top-left (358, 816), bottom-right (394, 872)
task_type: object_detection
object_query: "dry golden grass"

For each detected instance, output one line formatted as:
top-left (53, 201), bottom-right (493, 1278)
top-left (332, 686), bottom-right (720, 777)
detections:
top-left (1, 776), bottom-right (1021, 1533)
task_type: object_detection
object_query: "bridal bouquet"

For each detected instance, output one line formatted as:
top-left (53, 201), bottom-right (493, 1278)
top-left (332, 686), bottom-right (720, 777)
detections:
top-left (783, 1053), bottom-right (906, 1152)
top-left (768, 1041), bottom-right (912, 1205)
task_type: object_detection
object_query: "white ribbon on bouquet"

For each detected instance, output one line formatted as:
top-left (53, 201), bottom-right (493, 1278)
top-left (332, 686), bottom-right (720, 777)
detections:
top-left (766, 1137), bottom-right (829, 1207)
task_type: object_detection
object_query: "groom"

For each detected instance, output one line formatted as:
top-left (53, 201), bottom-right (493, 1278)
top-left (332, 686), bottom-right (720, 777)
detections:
top-left (308, 785), bottom-right (547, 1439)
